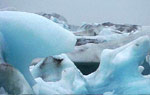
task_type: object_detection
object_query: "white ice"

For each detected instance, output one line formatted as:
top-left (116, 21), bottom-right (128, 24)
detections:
top-left (32, 36), bottom-right (150, 94)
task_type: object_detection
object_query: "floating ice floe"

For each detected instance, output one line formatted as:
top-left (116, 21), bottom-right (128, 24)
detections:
top-left (68, 26), bottom-right (150, 63)
top-left (75, 32), bottom-right (129, 46)
top-left (31, 54), bottom-right (77, 82)
top-left (85, 36), bottom-right (150, 94)
top-left (31, 36), bottom-right (150, 94)
top-left (37, 12), bottom-right (80, 31)
top-left (74, 22), bottom-right (140, 36)
top-left (0, 11), bottom-right (76, 86)
top-left (0, 10), bottom-right (150, 94)
top-left (32, 54), bottom-right (88, 94)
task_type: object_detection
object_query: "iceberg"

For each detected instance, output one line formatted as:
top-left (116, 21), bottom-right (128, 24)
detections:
top-left (0, 11), bottom-right (76, 86)
top-left (74, 22), bottom-right (140, 36)
top-left (86, 36), bottom-right (150, 94)
top-left (37, 12), bottom-right (69, 30)
top-left (68, 26), bottom-right (150, 63)
top-left (31, 54), bottom-right (77, 82)
top-left (32, 54), bottom-right (88, 94)
top-left (75, 32), bottom-right (129, 46)
top-left (0, 10), bottom-right (150, 94)
top-left (37, 12), bottom-right (80, 31)
top-left (31, 36), bottom-right (150, 94)
top-left (33, 68), bottom-right (88, 94)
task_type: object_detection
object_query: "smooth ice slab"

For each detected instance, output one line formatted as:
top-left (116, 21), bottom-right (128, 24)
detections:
top-left (0, 11), bottom-right (76, 86)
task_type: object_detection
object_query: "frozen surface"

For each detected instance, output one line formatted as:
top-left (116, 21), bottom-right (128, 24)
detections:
top-left (32, 54), bottom-right (88, 94)
top-left (37, 12), bottom-right (69, 30)
top-left (74, 22), bottom-right (140, 36)
top-left (76, 32), bottom-right (129, 46)
top-left (31, 54), bottom-right (77, 82)
top-left (0, 11), bottom-right (76, 86)
top-left (86, 36), bottom-right (150, 94)
top-left (32, 36), bottom-right (150, 94)
top-left (68, 26), bottom-right (150, 63)
top-left (33, 68), bottom-right (88, 94)
top-left (0, 10), bottom-right (150, 94)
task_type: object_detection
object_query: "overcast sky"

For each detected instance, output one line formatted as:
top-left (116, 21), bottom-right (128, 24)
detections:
top-left (0, 0), bottom-right (150, 25)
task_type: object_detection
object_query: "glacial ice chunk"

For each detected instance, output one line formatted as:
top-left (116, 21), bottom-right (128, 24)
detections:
top-left (68, 26), bottom-right (150, 63)
top-left (33, 67), bottom-right (88, 94)
top-left (31, 54), bottom-right (77, 82)
top-left (0, 11), bottom-right (76, 86)
top-left (32, 36), bottom-right (150, 94)
top-left (31, 54), bottom-right (88, 94)
top-left (86, 36), bottom-right (150, 94)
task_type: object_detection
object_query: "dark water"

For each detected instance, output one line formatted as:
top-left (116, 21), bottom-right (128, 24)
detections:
top-left (142, 60), bottom-right (150, 75)
top-left (74, 60), bottom-right (150, 75)
top-left (74, 62), bottom-right (99, 75)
